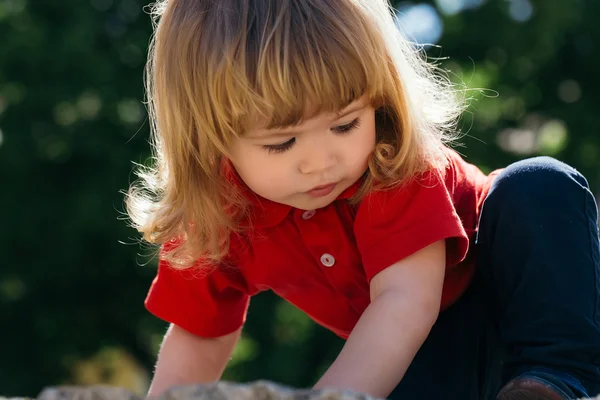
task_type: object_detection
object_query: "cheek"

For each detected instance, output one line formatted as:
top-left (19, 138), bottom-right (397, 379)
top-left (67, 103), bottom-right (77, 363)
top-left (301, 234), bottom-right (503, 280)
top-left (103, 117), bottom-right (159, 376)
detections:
top-left (351, 125), bottom-right (376, 162)
top-left (236, 151), bottom-right (292, 192)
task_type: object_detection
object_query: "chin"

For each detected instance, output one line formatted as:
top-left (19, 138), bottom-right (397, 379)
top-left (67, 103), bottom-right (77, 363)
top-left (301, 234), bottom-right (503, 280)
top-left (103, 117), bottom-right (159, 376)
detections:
top-left (307, 195), bottom-right (338, 209)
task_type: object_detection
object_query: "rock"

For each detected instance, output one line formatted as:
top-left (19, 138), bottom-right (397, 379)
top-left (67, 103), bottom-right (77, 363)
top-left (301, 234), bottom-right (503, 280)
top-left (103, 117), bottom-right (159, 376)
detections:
top-left (38, 385), bottom-right (141, 400)
top-left (3, 382), bottom-right (599, 400)
top-left (159, 381), bottom-right (379, 400)
top-left (0, 397), bottom-right (32, 400)
top-left (15, 381), bottom-right (380, 400)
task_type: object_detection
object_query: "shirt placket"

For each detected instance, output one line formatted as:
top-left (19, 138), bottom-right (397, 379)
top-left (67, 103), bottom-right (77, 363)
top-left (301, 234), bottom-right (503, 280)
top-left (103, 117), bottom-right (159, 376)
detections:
top-left (293, 205), bottom-right (369, 315)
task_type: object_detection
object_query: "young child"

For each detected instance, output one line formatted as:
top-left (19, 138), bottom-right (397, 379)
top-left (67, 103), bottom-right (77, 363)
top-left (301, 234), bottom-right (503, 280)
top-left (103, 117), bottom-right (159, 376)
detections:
top-left (126, 0), bottom-right (600, 399)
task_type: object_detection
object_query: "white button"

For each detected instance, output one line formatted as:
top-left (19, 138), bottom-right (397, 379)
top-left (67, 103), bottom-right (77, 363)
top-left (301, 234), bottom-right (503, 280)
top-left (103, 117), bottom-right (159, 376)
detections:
top-left (302, 210), bottom-right (316, 219)
top-left (320, 253), bottom-right (335, 267)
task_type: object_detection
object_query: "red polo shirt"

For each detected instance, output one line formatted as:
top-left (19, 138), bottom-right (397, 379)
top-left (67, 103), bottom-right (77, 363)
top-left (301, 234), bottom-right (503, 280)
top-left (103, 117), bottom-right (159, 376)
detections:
top-left (145, 148), bottom-right (498, 339)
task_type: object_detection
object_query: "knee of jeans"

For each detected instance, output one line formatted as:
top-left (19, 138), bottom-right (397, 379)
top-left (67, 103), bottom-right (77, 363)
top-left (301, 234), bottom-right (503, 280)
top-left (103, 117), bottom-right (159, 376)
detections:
top-left (485, 156), bottom-right (589, 210)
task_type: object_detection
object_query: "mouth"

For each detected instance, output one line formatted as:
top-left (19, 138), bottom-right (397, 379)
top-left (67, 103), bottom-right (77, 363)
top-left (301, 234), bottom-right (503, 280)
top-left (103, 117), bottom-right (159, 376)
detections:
top-left (306, 182), bottom-right (338, 198)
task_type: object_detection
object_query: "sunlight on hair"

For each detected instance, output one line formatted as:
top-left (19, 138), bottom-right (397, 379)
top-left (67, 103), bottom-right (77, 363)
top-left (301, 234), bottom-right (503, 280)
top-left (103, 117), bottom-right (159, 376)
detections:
top-left (127, 0), bottom-right (468, 268)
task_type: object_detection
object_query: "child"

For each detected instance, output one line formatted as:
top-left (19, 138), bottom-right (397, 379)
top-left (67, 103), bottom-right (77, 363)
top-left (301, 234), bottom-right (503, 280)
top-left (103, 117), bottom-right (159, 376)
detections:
top-left (126, 0), bottom-right (600, 399)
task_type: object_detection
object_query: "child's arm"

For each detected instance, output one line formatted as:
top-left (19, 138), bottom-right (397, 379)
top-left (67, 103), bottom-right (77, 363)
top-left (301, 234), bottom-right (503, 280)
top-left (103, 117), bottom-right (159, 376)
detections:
top-left (147, 324), bottom-right (241, 397)
top-left (313, 240), bottom-right (446, 399)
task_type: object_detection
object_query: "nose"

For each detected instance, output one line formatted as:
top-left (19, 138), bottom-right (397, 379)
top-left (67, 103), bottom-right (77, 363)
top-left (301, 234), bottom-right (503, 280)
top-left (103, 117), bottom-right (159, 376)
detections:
top-left (298, 142), bottom-right (337, 175)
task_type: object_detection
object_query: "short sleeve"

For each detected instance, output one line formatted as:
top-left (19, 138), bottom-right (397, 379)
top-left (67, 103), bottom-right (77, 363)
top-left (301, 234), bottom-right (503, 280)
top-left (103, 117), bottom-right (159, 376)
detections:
top-left (355, 167), bottom-right (469, 282)
top-left (144, 248), bottom-right (250, 338)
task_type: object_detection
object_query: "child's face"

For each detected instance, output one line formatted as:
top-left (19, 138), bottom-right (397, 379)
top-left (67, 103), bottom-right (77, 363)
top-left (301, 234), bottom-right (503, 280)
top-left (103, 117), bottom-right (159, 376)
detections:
top-left (228, 96), bottom-right (376, 210)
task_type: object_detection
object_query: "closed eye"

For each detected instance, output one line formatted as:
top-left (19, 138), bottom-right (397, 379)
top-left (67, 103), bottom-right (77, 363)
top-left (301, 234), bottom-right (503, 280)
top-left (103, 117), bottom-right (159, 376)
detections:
top-left (262, 138), bottom-right (295, 154)
top-left (261, 117), bottom-right (360, 154)
top-left (333, 118), bottom-right (361, 134)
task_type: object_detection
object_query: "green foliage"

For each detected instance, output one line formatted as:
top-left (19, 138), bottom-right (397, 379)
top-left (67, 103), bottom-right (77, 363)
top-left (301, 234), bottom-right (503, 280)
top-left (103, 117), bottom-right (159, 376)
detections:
top-left (0, 0), bottom-right (597, 396)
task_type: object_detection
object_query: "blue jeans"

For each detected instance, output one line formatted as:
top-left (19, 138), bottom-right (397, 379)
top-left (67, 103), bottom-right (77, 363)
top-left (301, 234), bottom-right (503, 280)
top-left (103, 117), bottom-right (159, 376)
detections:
top-left (389, 157), bottom-right (600, 400)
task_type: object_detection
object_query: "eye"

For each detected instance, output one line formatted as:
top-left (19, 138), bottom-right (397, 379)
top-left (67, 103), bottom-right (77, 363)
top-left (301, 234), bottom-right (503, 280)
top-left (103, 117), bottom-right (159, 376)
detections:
top-left (262, 138), bottom-right (296, 154)
top-left (333, 118), bottom-right (361, 134)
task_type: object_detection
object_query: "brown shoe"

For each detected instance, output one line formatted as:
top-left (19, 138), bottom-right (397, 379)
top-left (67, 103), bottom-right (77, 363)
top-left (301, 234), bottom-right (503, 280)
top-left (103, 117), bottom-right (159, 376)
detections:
top-left (496, 378), bottom-right (567, 400)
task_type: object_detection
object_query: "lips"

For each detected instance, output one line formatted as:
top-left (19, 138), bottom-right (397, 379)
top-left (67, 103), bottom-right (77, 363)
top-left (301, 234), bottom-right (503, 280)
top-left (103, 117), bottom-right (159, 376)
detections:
top-left (306, 183), bottom-right (337, 198)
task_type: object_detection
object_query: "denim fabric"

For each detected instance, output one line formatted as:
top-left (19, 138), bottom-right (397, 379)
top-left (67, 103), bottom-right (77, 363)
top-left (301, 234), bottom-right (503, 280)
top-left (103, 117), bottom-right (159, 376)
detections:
top-left (388, 157), bottom-right (600, 400)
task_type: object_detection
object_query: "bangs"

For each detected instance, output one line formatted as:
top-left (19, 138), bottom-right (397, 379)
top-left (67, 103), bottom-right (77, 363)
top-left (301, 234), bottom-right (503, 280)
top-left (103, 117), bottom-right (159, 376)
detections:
top-left (223, 1), bottom-right (389, 133)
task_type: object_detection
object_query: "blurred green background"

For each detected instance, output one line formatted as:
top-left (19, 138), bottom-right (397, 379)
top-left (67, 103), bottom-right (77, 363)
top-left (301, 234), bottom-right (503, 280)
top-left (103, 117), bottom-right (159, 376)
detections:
top-left (0, 0), bottom-right (598, 396)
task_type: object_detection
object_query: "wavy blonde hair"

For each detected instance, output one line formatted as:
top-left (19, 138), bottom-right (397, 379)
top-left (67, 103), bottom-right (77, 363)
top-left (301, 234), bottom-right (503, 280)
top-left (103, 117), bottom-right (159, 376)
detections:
top-left (126, 0), bottom-right (466, 269)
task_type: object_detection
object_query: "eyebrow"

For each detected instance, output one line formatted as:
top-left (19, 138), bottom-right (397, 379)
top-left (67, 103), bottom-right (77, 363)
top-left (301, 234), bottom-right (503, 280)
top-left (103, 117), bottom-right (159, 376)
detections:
top-left (250, 102), bottom-right (367, 139)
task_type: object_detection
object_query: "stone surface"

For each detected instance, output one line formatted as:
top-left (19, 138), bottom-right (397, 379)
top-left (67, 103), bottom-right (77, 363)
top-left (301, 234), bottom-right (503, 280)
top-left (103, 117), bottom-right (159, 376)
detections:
top-left (2, 382), bottom-right (598, 400)
top-left (37, 385), bottom-right (140, 400)
top-left (158, 381), bottom-right (379, 400)
top-left (3, 381), bottom-right (381, 400)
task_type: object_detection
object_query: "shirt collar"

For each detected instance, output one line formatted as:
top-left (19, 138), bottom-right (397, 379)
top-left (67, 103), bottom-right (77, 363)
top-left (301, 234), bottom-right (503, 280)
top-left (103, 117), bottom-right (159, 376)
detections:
top-left (222, 159), bottom-right (361, 229)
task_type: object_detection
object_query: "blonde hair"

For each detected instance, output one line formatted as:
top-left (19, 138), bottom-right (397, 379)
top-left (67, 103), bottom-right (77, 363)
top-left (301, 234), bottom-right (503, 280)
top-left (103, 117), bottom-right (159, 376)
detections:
top-left (126, 0), bottom-right (465, 269)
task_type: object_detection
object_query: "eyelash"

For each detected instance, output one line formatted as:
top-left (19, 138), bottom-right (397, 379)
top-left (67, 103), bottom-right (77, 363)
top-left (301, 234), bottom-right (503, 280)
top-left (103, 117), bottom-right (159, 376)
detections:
top-left (263, 118), bottom-right (362, 154)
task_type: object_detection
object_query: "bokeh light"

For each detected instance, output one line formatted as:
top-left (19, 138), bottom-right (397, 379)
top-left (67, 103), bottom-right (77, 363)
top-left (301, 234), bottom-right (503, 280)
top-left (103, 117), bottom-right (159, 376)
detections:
top-left (508, 0), bottom-right (534, 23)
top-left (395, 3), bottom-right (444, 46)
top-left (435, 0), bottom-right (485, 16)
